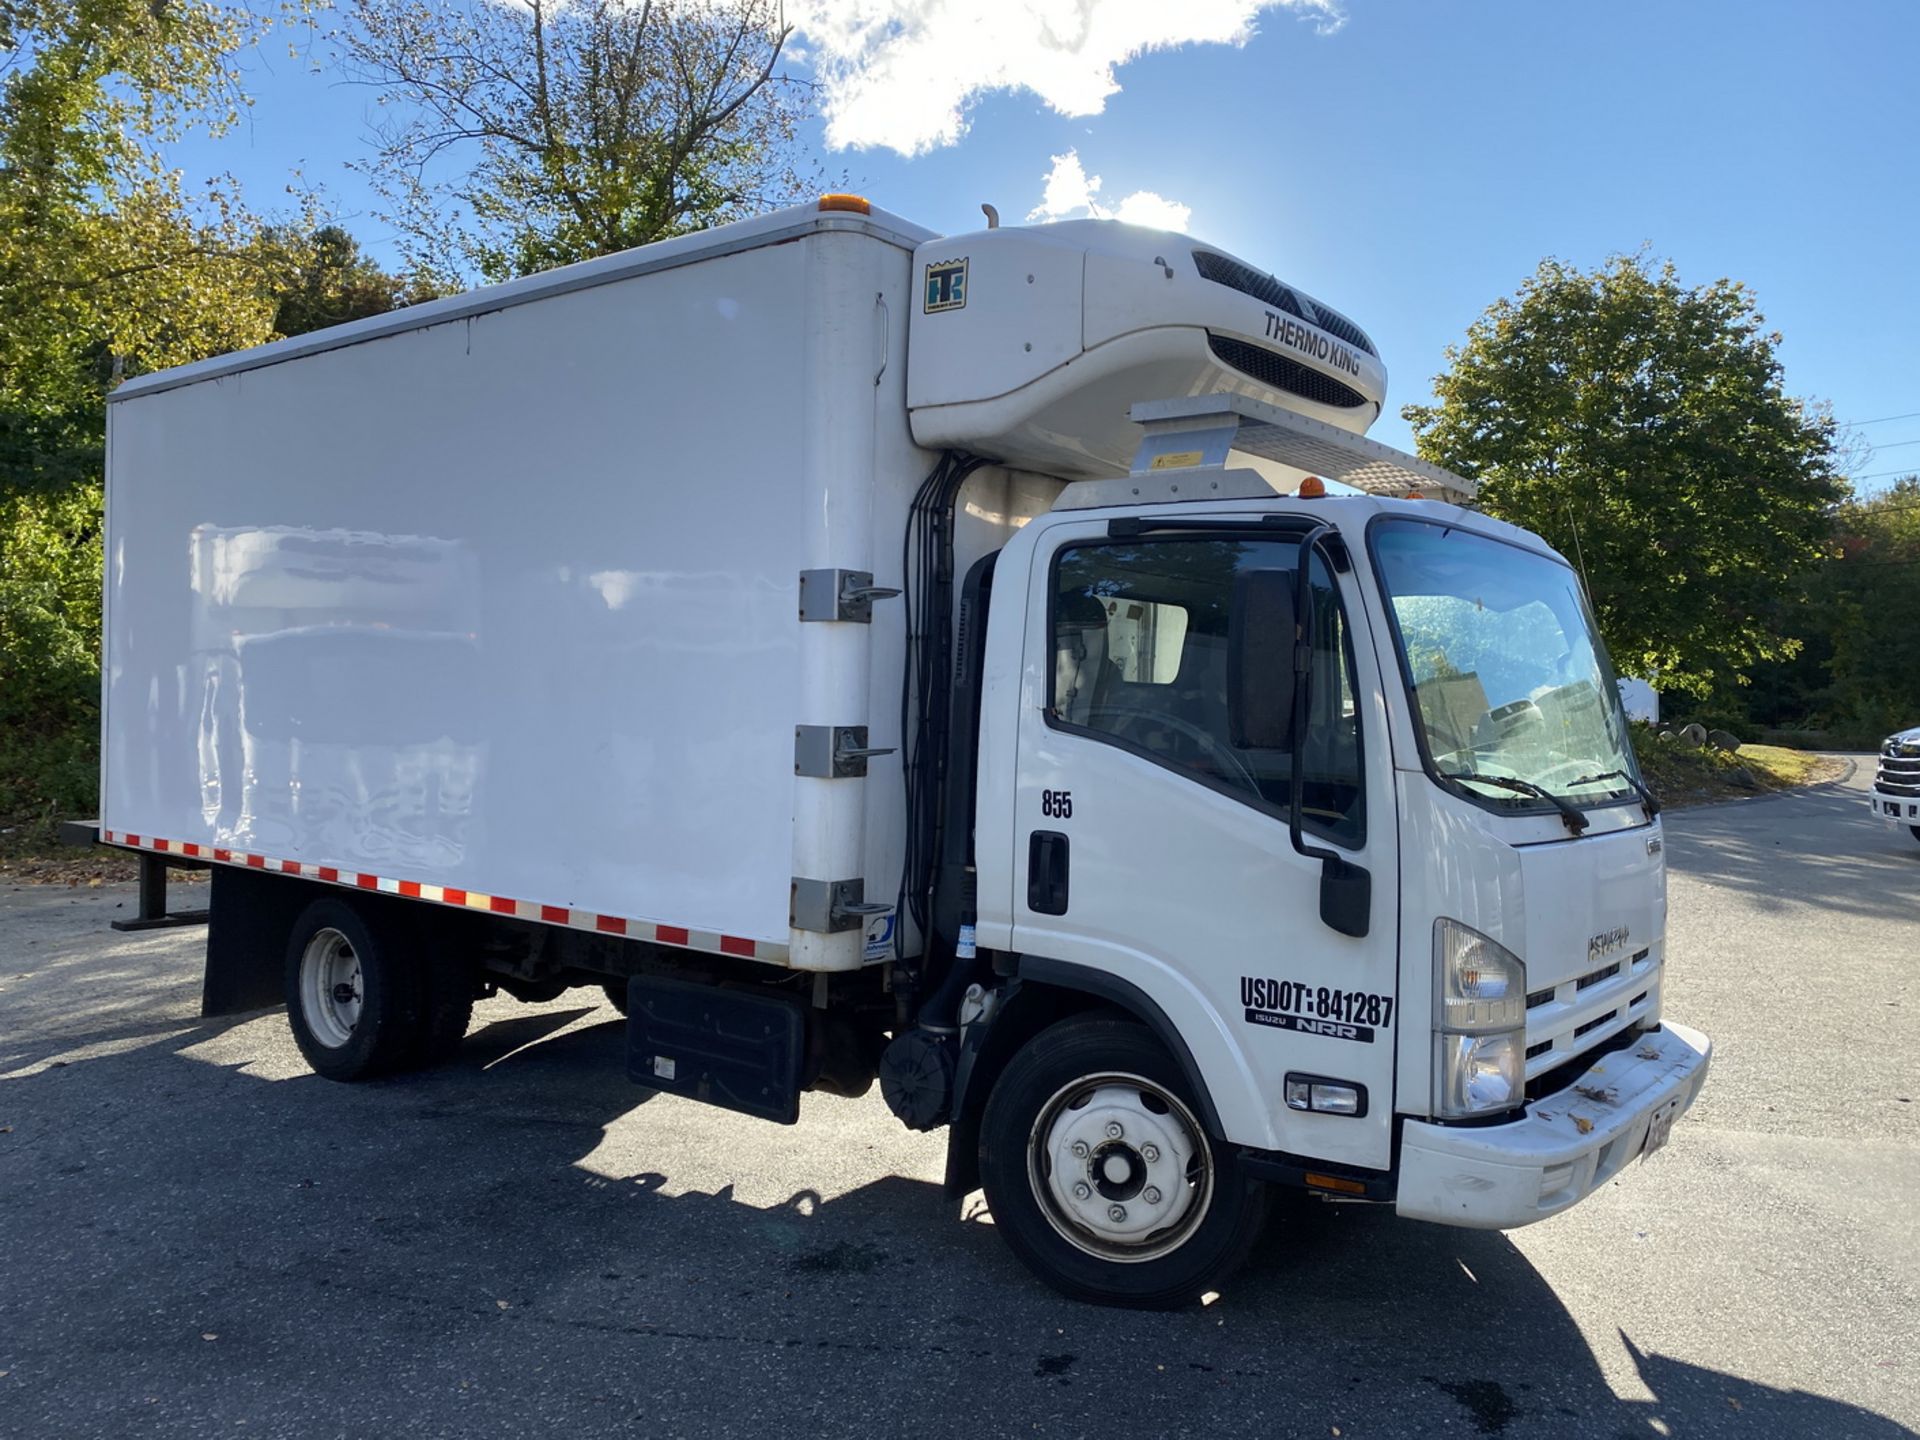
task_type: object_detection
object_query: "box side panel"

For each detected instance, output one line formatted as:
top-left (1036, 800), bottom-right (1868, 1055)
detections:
top-left (102, 244), bottom-right (817, 944)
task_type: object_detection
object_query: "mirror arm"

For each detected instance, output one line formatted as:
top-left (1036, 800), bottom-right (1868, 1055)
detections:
top-left (1286, 524), bottom-right (1337, 867)
top-left (1287, 523), bottom-right (1371, 939)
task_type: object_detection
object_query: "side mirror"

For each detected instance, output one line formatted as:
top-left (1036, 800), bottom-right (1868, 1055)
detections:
top-left (1227, 569), bottom-right (1297, 750)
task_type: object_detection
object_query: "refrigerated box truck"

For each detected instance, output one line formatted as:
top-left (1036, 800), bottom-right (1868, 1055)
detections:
top-left (96, 196), bottom-right (1710, 1306)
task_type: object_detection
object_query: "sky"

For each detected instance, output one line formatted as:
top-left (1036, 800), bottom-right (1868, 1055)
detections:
top-left (170, 0), bottom-right (1920, 493)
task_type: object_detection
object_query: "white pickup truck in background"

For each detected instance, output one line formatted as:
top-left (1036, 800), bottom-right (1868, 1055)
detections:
top-left (1870, 727), bottom-right (1920, 842)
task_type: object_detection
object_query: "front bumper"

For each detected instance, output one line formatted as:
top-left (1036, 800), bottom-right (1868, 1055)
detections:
top-left (1396, 1021), bottom-right (1711, 1229)
top-left (1869, 789), bottom-right (1918, 826)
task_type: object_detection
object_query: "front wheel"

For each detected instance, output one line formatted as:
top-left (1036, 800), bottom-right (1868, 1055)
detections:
top-left (978, 1015), bottom-right (1269, 1307)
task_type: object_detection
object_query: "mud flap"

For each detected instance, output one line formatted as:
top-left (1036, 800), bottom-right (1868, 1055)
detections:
top-left (624, 975), bottom-right (805, 1124)
top-left (202, 867), bottom-right (311, 1017)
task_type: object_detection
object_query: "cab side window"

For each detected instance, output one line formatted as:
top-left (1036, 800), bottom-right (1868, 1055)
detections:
top-left (1050, 537), bottom-right (1364, 846)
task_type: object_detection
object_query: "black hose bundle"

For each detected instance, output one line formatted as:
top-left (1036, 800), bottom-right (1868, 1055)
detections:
top-left (895, 449), bottom-right (993, 973)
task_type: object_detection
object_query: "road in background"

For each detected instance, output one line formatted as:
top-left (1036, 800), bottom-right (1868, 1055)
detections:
top-left (1, 762), bottom-right (1915, 1438)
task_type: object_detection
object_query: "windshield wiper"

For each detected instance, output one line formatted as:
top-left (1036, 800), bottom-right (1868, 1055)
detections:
top-left (1568, 767), bottom-right (1661, 819)
top-left (1445, 770), bottom-right (1590, 835)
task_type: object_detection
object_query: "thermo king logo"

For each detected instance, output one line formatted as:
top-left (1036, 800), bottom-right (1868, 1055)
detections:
top-left (924, 257), bottom-right (968, 313)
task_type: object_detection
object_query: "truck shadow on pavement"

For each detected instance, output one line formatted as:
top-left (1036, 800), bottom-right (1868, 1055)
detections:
top-left (2, 1002), bottom-right (1912, 1439)
top-left (1663, 770), bottom-right (1920, 922)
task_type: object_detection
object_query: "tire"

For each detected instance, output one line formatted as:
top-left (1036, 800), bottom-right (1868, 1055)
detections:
top-left (413, 932), bottom-right (476, 1064)
top-left (602, 980), bottom-right (631, 1016)
top-left (284, 898), bottom-right (423, 1082)
top-left (978, 1014), bottom-right (1270, 1308)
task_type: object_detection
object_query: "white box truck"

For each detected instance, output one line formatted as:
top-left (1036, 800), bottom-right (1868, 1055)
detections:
top-left (95, 196), bottom-right (1710, 1306)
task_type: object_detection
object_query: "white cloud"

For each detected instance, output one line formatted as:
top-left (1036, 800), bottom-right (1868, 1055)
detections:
top-left (1027, 150), bottom-right (1192, 232)
top-left (792, 1), bottom-right (1344, 156)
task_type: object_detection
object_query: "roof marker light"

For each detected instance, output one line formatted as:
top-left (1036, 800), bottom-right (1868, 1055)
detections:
top-left (819, 194), bottom-right (872, 215)
top-left (1297, 476), bottom-right (1326, 498)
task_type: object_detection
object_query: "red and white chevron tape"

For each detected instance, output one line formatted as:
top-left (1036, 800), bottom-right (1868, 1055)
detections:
top-left (98, 829), bottom-right (782, 963)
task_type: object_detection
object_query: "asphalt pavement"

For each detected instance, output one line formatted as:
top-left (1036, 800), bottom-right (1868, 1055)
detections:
top-left (2, 760), bottom-right (1915, 1438)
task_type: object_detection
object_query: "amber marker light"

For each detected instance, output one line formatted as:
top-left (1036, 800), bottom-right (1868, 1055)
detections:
top-left (1305, 1172), bottom-right (1367, 1196)
top-left (818, 194), bottom-right (872, 214)
top-left (1297, 476), bottom-right (1327, 498)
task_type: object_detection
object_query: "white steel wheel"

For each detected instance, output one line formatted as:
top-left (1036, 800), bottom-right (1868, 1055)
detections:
top-left (283, 897), bottom-right (422, 1081)
top-left (1028, 1072), bottom-right (1213, 1263)
top-left (298, 928), bottom-right (363, 1049)
top-left (978, 1014), bottom-right (1269, 1308)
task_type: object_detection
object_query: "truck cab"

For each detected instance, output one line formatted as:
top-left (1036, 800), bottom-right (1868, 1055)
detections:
top-left (912, 432), bottom-right (1708, 1304)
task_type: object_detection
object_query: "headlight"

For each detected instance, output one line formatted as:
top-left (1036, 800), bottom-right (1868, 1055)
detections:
top-left (1434, 918), bottom-right (1526, 1033)
top-left (1433, 919), bottom-right (1527, 1118)
top-left (1436, 1033), bottom-right (1525, 1115)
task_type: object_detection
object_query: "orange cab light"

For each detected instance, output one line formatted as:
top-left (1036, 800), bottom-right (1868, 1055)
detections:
top-left (1297, 476), bottom-right (1327, 498)
top-left (1405, 490), bottom-right (1426, 501)
top-left (819, 194), bottom-right (872, 214)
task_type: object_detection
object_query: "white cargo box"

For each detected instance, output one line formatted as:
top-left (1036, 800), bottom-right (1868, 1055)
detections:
top-left (101, 204), bottom-right (1054, 971)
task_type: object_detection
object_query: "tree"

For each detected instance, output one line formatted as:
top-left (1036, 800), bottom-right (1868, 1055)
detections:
top-left (344, 0), bottom-right (811, 284)
top-left (0, 2), bottom-right (318, 494)
top-left (268, 224), bottom-right (430, 337)
top-left (1810, 479), bottom-right (1920, 739)
top-left (1405, 253), bottom-right (1844, 701)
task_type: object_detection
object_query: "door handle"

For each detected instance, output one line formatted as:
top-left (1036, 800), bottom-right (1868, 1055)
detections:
top-left (1028, 831), bottom-right (1070, 915)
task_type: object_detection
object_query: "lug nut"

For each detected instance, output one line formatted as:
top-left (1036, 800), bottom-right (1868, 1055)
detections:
top-left (1143, 1186), bottom-right (1162, 1205)
top-left (1070, 1140), bottom-right (1090, 1159)
top-left (1141, 1144), bottom-right (1160, 1163)
top-left (1072, 1182), bottom-right (1091, 1201)
top-left (1105, 1121), bottom-right (1124, 1140)
top-left (1107, 1204), bottom-right (1127, 1223)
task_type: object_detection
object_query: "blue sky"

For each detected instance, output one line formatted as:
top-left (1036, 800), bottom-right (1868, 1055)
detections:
top-left (174, 0), bottom-right (1920, 492)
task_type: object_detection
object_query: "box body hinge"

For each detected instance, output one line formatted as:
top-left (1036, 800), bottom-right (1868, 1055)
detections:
top-left (790, 876), bottom-right (890, 933)
top-left (794, 724), bottom-right (895, 778)
top-left (798, 568), bottom-right (900, 623)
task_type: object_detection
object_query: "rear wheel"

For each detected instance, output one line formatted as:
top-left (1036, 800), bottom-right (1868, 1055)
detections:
top-left (413, 932), bottom-right (476, 1064)
top-left (978, 1015), bottom-right (1269, 1308)
top-left (285, 898), bottom-right (422, 1081)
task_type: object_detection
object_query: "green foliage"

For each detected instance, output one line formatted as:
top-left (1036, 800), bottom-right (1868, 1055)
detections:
top-left (267, 223), bottom-right (431, 337)
top-left (1405, 252), bottom-right (1845, 700)
top-left (344, 0), bottom-right (811, 283)
top-left (0, 485), bottom-right (103, 825)
top-left (1809, 479), bottom-right (1920, 738)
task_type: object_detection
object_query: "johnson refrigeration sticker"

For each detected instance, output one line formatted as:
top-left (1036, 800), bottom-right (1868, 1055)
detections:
top-left (1240, 975), bottom-right (1392, 1044)
top-left (865, 909), bottom-right (896, 961)
top-left (923, 257), bottom-right (968, 313)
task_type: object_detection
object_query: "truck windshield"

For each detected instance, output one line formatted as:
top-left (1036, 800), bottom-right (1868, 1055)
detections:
top-left (1369, 518), bottom-right (1641, 814)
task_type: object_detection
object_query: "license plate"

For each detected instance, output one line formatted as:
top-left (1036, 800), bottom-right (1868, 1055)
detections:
top-left (1641, 1099), bottom-right (1679, 1160)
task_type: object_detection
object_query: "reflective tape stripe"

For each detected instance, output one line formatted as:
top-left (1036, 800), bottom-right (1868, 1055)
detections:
top-left (94, 830), bottom-right (781, 963)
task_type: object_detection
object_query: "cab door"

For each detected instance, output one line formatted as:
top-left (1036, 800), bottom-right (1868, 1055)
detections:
top-left (1009, 517), bottom-right (1401, 1170)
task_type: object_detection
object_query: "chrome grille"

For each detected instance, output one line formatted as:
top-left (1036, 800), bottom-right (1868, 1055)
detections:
top-left (1876, 741), bottom-right (1920, 797)
top-left (1523, 946), bottom-right (1659, 1082)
